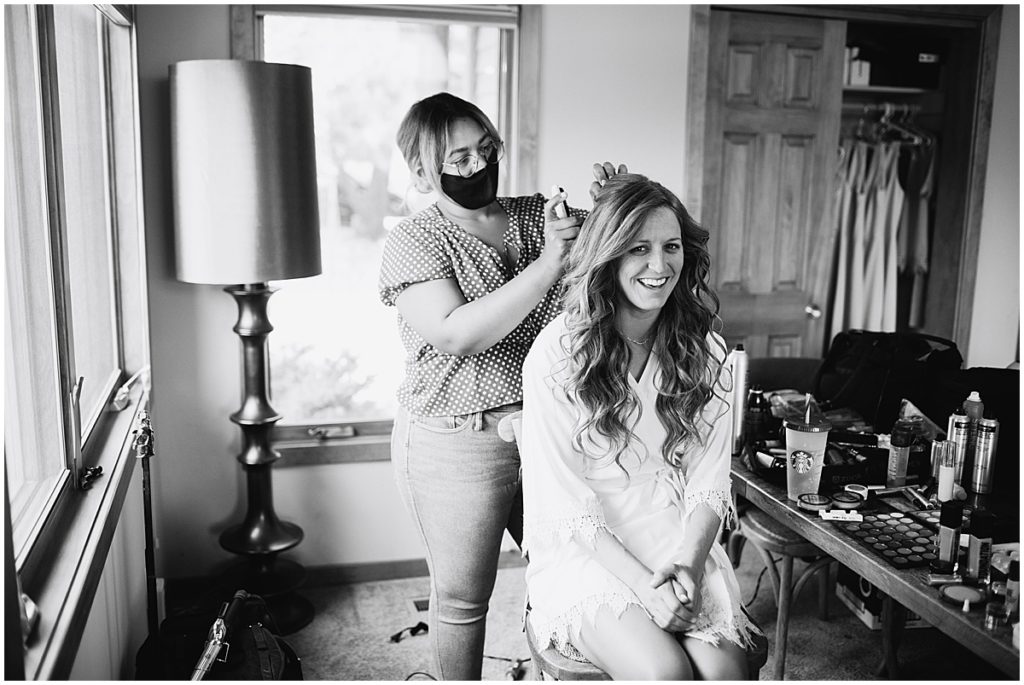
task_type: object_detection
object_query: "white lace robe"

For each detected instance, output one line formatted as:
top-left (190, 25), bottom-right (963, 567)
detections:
top-left (520, 314), bottom-right (759, 660)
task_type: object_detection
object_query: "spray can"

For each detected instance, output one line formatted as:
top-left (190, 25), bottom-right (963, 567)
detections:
top-left (961, 391), bottom-right (984, 486)
top-left (731, 344), bottom-right (748, 454)
top-left (970, 418), bottom-right (999, 494)
top-left (947, 410), bottom-right (970, 484)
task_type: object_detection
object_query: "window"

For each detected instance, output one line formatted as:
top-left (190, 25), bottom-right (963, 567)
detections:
top-left (231, 5), bottom-right (538, 460)
top-left (4, 5), bottom-right (148, 678)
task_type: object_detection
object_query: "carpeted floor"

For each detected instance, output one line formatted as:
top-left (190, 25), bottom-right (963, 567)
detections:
top-left (281, 547), bottom-right (1011, 681)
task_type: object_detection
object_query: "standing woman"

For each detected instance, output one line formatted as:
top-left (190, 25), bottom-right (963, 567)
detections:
top-left (378, 92), bottom-right (613, 680)
top-left (520, 174), bottom-right (761, 680)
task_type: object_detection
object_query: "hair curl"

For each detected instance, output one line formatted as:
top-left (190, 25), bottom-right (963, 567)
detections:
top-left (559, 174), bottom-right (729, 473)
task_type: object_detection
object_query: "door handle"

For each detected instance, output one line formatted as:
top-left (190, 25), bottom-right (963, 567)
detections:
top-left (804, 304), bottom-right (823, 320)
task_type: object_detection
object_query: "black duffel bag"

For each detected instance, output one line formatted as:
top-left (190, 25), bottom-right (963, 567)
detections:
top-left (812, 330), bottom-right (963, 432)
top-left (136, 590), bottom-right (302, 680)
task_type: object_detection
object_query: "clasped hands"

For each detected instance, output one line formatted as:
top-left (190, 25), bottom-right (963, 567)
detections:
top-left (640, 561), bottom-right (705, 634)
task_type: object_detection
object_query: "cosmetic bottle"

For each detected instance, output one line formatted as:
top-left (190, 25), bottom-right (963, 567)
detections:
top-left (934, 440), bottom-right (955, 502)
top-left (887, 419), bottom-right (915, 487)
top-left (930, 500), bottom-right (963, 575)
top-left (1006, 554), bottom-right (1020, 622)
top-left (745, 385), bottom-right (768, 442)
top-left (947, 409), bottom-right (970, 484)
top-left (964, 510), bottom-right (994, 585)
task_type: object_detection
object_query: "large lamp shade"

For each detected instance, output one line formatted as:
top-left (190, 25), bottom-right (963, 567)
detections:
top-left (170, 59), bottom-right (321, 284)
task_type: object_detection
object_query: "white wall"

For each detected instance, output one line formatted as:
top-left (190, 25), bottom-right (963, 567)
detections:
top-left (138, 6), bottom-right (1016, 579)
top-left (537, 5), bottom-right (692, 205)
top-left (967, 5), bottom-right (1020, 369)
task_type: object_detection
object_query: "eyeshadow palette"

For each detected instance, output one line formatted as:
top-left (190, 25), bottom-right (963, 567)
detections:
top-left (906, 507), bottom-right (972, 532)
top-left (834, 511), bottom-right (937, 568)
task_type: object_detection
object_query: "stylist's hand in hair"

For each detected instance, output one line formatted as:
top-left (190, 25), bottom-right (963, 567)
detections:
top-left (590, 162), bottom-right (629, 200)
top-left (540, 192), bottom-right (581, 270)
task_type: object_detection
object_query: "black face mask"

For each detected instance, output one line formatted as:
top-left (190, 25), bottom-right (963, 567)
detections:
top-left (440, 162), bottom-right (499, 210)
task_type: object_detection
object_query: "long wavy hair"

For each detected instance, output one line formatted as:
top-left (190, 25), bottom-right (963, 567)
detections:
top-left (560, 174), bottom-right (728, 472)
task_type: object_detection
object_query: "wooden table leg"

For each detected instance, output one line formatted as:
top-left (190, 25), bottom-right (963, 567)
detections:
top-left (876, 594), bottom-right (906, 678)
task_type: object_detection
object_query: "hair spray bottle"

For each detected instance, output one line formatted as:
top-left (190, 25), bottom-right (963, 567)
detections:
top-left (731, 344), bottom-right (748, 455)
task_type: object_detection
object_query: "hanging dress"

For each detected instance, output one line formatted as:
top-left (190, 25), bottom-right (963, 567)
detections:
top-left (863, 141), bottom-right (903, 331)
top-left (520, 314), bottom-right (761, 662)
top-left (830, 140), bottom-right (873, 341)
top-left (897, 142), bottom-right (936, 328)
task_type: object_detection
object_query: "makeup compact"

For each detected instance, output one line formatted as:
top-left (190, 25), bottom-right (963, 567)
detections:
top-left (939, 583), bottom-right (986, 609)
top-left (797, 493), bottom-right (832, 512)
top-left (831, 491), bottom-right (865, 510)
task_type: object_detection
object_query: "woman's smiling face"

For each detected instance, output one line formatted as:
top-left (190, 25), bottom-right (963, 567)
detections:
top-left (614, 206), bottom-right (684, 315)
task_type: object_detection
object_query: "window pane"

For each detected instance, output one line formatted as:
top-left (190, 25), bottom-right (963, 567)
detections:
top-left (262, 13), bottom-right (506, 424)
top-left (4, 4), bottom-right (68, 556)
top-left (53, 5), bottom-right (120, 429)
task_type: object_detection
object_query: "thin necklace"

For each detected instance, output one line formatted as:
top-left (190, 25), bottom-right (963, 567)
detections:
top-left (622, 332), bottom-right (652, 346)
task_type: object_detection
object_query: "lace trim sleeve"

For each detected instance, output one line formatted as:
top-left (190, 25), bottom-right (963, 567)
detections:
top-left (684, 487), bottom-right (737, 530)
top-left (523, 498), bottom-right (609, 553)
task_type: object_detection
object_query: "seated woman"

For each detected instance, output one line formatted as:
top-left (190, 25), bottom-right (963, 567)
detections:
top-left (520, 174), bottom-right (761, 680)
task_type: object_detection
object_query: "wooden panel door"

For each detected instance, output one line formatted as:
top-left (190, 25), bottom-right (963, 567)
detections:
top-left (702, 10), bottom-right (844, 358)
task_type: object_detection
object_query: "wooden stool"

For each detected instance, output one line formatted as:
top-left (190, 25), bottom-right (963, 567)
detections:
top-left (729, 506), bottom-right (833, 680)
top-left (525, 611), bottom-right (610, 681)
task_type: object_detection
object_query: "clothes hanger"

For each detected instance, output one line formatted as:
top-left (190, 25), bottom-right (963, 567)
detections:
top-left (878, 103), bottom-right (924, 146)
top-left (898, 104), bottom-right (934, 147)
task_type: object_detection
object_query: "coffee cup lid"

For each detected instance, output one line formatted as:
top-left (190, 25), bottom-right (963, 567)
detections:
top-left (783, 418), bottom-right (832, 433)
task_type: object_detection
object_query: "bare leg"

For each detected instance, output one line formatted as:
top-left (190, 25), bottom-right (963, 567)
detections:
top-left (572, 605), bottom-right (695, 681)
top-left (682, 635), bottom-right (749, 681)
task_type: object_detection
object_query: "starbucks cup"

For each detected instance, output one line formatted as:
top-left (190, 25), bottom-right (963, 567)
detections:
top-left (783, 418), bottom-right (832, 502)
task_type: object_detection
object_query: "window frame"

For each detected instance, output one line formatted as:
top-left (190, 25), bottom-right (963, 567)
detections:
top-left (4, 4), bottom-right (151, 679)
top-left (229, 3), bottom-right (540, 465)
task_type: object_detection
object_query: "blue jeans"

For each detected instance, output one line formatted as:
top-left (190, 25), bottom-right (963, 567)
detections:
top-left (392, 404), bottom-right (524, 680)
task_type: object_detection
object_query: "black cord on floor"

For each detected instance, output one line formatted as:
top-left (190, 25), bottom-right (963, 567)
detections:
top-left (404, 671), bottom-right (437, 681)
top-left (744, 555), bottom-right (780, 607)
top-left (485, 654), bottom-right (531, 680)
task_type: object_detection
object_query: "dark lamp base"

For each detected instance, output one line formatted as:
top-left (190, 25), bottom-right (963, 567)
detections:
top-left (221, 556), bottom-right (314, 634)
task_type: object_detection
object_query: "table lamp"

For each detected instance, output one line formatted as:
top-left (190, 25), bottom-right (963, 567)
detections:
top-left (170, 59), bottom-right (320, 631)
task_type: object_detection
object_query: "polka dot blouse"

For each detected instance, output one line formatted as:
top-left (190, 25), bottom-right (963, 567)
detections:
top-left (379, 193), bottom-right (586, 416)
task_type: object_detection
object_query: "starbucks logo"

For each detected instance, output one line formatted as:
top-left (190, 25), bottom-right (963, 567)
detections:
top-left (790, 450), bottom-right (813, 474)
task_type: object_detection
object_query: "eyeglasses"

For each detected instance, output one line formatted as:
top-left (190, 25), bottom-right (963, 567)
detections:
top-left (440, 139), bottom-right (505, 178)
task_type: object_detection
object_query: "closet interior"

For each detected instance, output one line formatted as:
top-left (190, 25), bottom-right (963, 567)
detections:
top-left (833, 20), bottom-right (960, 339)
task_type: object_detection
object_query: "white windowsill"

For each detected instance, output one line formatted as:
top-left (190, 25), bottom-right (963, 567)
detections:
top-left (19, 384), bottom-right (148, 679)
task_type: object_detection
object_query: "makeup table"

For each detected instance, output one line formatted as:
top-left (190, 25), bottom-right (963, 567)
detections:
top-left (731, 454), bottom-right (1019, 678)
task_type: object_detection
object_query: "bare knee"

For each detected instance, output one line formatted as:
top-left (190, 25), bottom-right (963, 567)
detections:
top-left (699, 654), bottom-right (747, 681)
top-left (686, 640), bottom-right (749, 681)
top-left (613, 648), bottom-right (694, 681)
